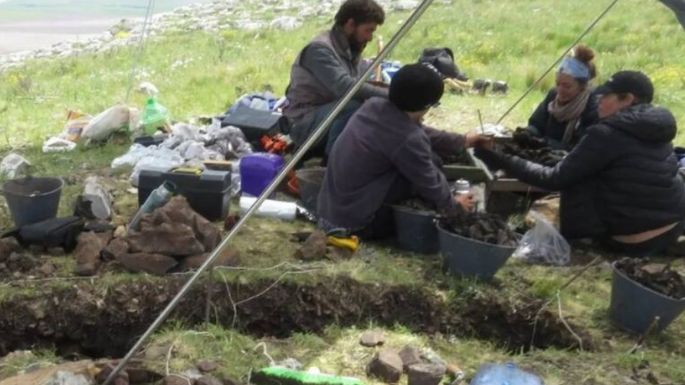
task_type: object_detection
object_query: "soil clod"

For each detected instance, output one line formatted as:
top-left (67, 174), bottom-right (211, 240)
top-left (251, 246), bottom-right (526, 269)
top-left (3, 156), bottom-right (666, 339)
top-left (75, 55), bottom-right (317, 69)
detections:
top-left (616, 258), bottom-right (685, 299)
top-left (367, 349), bottom-right (403, 383)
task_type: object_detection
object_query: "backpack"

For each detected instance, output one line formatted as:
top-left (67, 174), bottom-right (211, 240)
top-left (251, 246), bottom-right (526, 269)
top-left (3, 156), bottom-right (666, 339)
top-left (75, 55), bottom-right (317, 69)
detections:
top-left (2, 216), bottom-right (85, 252)
top-left (418, 47), bottom-right (468, 81)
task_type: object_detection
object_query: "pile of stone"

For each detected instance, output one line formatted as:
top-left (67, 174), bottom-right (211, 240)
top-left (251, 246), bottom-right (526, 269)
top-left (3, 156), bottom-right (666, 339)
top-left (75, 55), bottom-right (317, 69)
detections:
top-left (361, 331), bottom-right (463, 385)
top-left (0, 0), bottom-right (438, 73)
top-left (74, 196), bottom-right (238, 276)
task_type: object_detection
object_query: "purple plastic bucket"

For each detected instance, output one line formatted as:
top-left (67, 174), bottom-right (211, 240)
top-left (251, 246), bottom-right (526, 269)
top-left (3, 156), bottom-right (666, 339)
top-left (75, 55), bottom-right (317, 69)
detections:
top-left (239, 153), bottom-right (284, 197)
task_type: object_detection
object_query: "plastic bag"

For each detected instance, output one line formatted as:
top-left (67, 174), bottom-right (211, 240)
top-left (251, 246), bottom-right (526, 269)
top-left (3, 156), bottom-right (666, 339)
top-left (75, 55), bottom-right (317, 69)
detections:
top-left (81, 105), bottom-right (131, 142)
top-left (513, 211), bottom-right (570, 266)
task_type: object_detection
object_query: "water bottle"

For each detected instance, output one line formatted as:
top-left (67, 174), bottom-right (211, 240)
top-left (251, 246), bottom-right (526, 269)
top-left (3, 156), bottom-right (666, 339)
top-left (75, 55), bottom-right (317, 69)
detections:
top-left (452, 179), bottom-right (471, 195)
top-left (128, 181), bottom-right (176, 233)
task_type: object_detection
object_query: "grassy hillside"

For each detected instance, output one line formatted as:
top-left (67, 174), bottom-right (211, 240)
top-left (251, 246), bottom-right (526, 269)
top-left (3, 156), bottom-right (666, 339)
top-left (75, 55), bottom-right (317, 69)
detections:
top-left (1, 0), bottom-right (685, 150)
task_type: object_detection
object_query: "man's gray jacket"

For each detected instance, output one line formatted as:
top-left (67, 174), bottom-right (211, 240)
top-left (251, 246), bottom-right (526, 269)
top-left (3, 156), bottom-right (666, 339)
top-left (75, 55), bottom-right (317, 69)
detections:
top-left (284, 26), bottom-right (388, 123)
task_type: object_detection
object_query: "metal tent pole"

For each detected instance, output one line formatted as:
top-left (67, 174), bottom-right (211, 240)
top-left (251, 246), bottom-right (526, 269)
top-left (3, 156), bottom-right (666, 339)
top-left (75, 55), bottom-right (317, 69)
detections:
top-left (102, 0), bottom-right (436, 383)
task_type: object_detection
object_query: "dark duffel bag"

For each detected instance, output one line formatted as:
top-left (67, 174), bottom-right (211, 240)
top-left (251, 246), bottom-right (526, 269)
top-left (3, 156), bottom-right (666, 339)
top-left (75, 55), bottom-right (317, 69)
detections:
top-left (221, 106), bottom-right (290, 142)
top-left (3, 216), bottom-right (84, 252)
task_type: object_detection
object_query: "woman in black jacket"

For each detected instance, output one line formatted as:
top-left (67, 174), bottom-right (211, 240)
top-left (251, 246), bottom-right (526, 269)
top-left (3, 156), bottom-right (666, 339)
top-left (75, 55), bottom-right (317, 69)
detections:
top-left (477, 71), bottom-right (685, 256)
top-left (527, 45), bottom-right (600, 150)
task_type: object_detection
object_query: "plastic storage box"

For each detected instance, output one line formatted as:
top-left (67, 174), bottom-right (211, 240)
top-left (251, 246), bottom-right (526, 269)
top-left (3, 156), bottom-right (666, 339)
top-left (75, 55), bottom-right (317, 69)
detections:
top-left (138, 168), bottom-right (231, 221)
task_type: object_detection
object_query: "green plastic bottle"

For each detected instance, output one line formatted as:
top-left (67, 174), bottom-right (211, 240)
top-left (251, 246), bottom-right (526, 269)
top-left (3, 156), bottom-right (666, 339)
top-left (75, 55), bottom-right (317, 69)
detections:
top-left (141, 97), bottom-right (169, 134)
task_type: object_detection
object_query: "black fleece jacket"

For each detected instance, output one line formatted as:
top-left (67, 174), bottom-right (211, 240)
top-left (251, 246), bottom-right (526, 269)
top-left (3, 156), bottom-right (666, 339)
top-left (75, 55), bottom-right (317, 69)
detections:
top-left (477, 104), bottom-right (685, 238)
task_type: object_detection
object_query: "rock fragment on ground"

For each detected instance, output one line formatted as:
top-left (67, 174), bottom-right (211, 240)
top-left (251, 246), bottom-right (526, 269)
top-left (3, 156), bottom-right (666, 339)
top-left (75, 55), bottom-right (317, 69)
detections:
top-left (43, 370), bottom-right (92, 385)
top-left (398, 345), bottom-right (422, 371)
top-left (116, 253), bottom-right (178, 275)
top-left (127, 222), bottom-right (204, 256)
top-left (73, 232), bottom-right (108, 276)
top-left (196, 374), bottom-right (224, 385)
top-left (407, 363), bottom-right (445, 385)
top-left (163, 374), bottom-right (193, 385)
top-left (101, 238), bottom-right (130, 261)
top-left (180, 247), bottom-right (240, 271)
top-left (360, 330), bottom-right (386, 347)
top-left (197, 360), bottom-right (218, 373)
top-left (294, 230), bottom-right (327, 261)
top-left (367, 349), bottom-right (403, 383)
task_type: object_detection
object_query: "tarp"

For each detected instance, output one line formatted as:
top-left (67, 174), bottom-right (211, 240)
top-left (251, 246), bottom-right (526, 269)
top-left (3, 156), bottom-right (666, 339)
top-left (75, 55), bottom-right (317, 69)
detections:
top-left (660, 0), bottom-right (685, 29)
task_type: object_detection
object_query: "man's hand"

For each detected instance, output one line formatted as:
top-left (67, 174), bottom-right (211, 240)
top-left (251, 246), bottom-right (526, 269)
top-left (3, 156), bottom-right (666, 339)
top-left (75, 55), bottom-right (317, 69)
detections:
top-left (465, 133), bottom-right (495, 150)
top-left (454, 193), bottom-right (475, 212)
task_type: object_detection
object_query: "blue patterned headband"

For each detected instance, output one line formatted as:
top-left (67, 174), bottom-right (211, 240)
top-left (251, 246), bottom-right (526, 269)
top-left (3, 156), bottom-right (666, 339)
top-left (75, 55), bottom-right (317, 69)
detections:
top-left (558, 57), bottom-right (590, 81)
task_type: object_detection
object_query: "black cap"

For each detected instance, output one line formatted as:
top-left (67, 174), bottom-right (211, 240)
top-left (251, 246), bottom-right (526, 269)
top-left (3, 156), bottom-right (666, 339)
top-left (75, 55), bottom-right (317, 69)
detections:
top-left (596, 70), bottom-right (654, 104)
top-left (389, 63), bottom-right (444, 112)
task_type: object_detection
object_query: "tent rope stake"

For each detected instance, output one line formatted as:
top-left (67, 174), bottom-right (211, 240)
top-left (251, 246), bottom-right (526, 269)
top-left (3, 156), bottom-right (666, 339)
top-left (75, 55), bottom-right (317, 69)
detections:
top-left (101, 0), bottom-right (436, 383)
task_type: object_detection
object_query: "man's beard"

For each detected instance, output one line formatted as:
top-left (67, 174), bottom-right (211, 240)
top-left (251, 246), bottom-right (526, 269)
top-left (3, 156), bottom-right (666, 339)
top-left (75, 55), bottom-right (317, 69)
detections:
top-left (348, 37), bottom-right (366, 55)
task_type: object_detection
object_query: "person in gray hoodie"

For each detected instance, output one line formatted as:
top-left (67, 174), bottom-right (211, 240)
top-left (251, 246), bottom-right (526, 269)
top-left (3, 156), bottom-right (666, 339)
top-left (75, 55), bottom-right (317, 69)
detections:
top-left (284, 0), bottom-right (388, 159)
top-left (317, 64), bottom-right (491, 239)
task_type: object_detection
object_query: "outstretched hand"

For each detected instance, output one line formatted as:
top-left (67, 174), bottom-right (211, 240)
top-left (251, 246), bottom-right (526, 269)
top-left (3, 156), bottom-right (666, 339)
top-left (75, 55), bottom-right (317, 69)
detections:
top-left (465, 133), bottom-right (495, 150)
top-left (454, 193), bottom-right (476, 212)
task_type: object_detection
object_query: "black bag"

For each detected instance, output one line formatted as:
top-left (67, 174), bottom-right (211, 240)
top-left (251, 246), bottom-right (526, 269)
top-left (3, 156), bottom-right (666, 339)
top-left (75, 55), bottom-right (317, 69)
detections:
top-left (418, 47), bottom-right (468, 81)
top-left (221, 106), bottom-right (290, 142)
top-left (3, 216), bottom-right (84, 252)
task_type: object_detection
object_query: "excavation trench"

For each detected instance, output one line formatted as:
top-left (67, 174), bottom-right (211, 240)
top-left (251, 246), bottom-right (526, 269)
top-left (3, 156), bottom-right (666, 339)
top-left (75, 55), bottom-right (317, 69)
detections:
top-left (0, 275), bottom-right (593, 358)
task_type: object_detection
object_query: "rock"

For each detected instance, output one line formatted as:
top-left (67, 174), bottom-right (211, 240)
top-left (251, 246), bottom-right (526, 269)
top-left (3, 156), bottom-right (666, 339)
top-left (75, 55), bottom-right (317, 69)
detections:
top-left (38, 261), bottom-right (57, 276)
top-left (126, 367), bottom-right (163, 384)
top-left (196, 375), bottom-right (223, 385)
top-left (360, 330), bottom-right (385, 347)
top-left (398, 345), bottom-right (422, 371)
top-left (102, 238), bottom-right (130, 261)
top-left (194, 217), bottom-right (222, 252)
top-left (407, 363), bottom-right (445, 385)
top-left (114, 225), bottom-right (127, 239)
top-left (82, 176), bottom-right (113, 220)
top-left (163, 374), bottom-right (193, 385)
top-left (0, 153), bottom-right (31, 179)
top-left (273, 358), bottom-right (303, 370)
top-left (73, 232), bottom-right (107, 276)
top-left (367, 349), bottom-right (403, 383)
top-left (42, 370), bottom-right (92, 385)
top-left (127, 222), bottom-right (204, 257)
top-left (294, 230), bottom-right (327, 261)
top-left (180, 247), bottom-right (240, 271)
top-left (0, 237), bottom-right (20, 262)
top-left (116, 253), bottom-right (178, 275)
top-left (197, 360), bottom-right (218, 373)
top-left (642, 263), bottom-right (667, 276)
top-left (95, 364), bottom-right (129, 385)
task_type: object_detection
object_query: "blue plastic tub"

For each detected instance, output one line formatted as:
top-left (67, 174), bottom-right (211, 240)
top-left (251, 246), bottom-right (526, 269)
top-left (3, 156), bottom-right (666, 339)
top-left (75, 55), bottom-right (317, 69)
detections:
top-left (437, 223), bottom-right (516, 280)
top-left (392, 205), bottom-right (439, 254)
top-left (609, 261), bottom-right (685, 334)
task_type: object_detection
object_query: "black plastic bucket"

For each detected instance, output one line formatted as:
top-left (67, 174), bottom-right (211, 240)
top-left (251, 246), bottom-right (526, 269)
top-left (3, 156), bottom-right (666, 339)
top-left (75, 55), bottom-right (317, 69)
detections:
top-left (609, 261), bottom-right (685, 334)
top-left (296, 167), bottom-right (326, 215)
top-left (391, 205), bottom-right (439, 254)
top-left (2, 177), bottom-right (63, 227)
top-left (436, 223), bottom-right (516, 280)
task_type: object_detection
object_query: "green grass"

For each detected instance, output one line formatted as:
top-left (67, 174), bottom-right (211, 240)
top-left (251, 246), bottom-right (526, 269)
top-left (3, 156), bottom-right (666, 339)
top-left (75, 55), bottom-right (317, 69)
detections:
top-left (2, 1), bottom-right (685, 383)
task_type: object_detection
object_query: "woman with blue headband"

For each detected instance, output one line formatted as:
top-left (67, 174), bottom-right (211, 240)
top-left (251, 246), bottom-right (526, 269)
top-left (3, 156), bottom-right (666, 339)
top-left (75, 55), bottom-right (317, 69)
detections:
top-left (527, 45), bottom-right (600, 149)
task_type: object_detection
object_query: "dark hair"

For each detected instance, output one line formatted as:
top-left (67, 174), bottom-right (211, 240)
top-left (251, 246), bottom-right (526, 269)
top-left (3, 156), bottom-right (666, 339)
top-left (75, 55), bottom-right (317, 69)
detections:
top-left (389, 63), bottom-right (444, 112)
top-left (573, 44), bottom-right (597, 81)
top-left (334, 0), bottom-right (385, 27)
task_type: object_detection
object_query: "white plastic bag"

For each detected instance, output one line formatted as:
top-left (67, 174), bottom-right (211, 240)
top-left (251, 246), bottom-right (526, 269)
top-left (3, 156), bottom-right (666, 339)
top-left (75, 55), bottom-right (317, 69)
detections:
top-left (513, 212), bottom-right (570, 265)
top-left (81, 105), bottom-right (131, 141)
